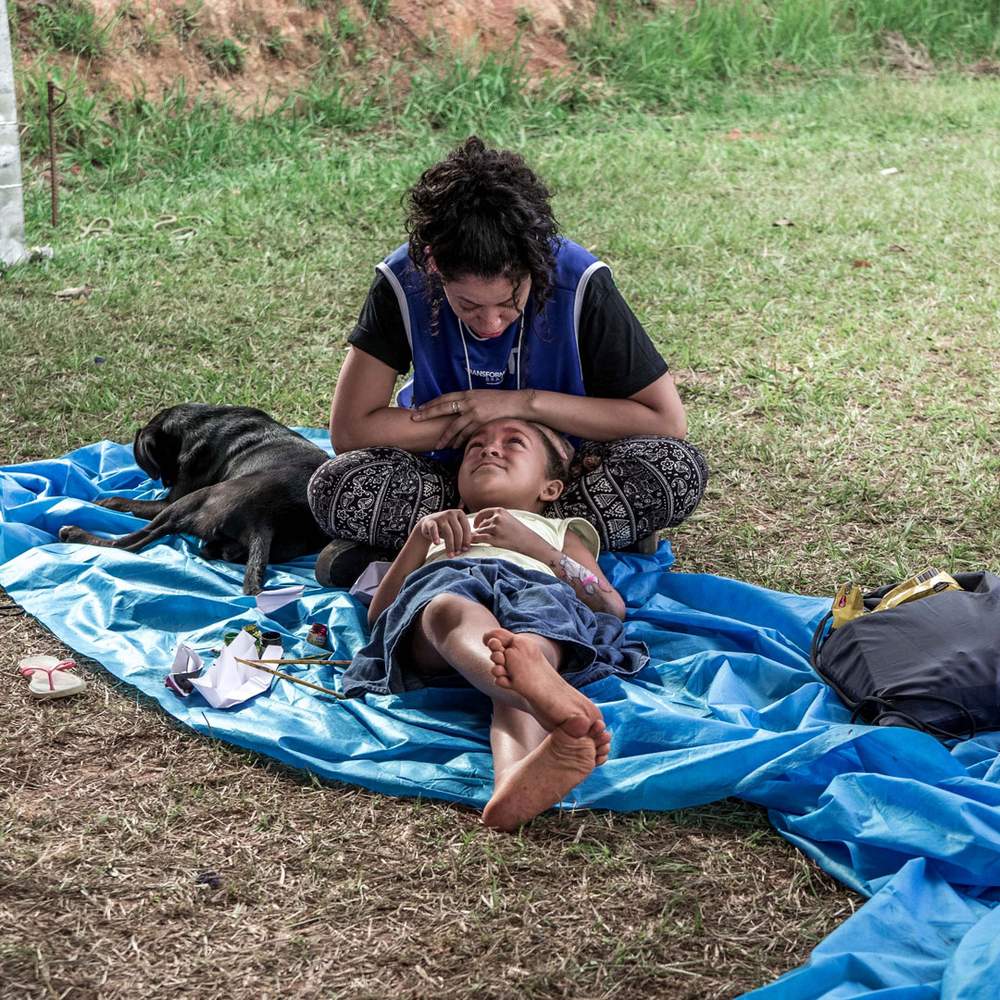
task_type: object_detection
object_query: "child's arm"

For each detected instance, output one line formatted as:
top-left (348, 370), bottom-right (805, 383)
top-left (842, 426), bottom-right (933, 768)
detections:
top-left (554, 530), bottom-right (627, 620)
top-left (366, 531), bottom-right (429, 627)
top-left (471, 508), bottom-right (627, 619)
top-left (367, 509), bottom-right (472, 626)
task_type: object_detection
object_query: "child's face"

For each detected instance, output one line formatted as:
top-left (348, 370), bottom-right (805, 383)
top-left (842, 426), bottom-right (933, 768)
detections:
top-left (457, 419), bottom-right (562, 512)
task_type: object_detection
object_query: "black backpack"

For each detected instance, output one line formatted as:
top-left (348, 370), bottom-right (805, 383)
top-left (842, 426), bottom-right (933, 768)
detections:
top-left (811, 572), bottom-right (1000, 740)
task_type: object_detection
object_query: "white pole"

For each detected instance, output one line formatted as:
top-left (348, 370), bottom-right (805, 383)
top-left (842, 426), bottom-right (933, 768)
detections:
top-left (0, 7), bottom-right (27, 267)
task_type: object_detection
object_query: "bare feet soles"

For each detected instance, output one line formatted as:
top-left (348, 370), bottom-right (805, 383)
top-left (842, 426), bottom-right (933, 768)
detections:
top-left (485, 628), bottom-right (605, 737)
top-left (482, 628), bottom-right (612, 830)
top-left (483, 717), bottom-right (597, 832)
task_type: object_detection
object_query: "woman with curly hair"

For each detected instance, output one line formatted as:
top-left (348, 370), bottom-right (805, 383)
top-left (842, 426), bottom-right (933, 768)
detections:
top-left (308, 136), bottom-right (708, 586)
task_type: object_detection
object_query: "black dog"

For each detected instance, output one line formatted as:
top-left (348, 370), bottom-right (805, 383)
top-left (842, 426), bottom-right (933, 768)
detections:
top-left (59, 404), bottom-right (330, 594)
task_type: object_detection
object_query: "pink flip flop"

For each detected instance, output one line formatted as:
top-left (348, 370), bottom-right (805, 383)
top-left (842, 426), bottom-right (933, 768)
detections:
top-left (18, 655), bottom-right (86, 700)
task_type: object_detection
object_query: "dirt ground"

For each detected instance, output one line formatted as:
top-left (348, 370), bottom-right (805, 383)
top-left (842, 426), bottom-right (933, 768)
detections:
top-left (13, 0), bottom-right (596, 110)
top-left (1, 588), bottom-right (853, 1000)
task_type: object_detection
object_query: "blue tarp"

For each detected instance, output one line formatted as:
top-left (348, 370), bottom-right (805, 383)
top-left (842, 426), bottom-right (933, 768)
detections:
top-left (2, 432), bottom-right (999, 998)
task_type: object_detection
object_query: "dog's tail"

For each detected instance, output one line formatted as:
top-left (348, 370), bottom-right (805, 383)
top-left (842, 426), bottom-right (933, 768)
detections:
top-left (242, 527), bottom-right (274, 595)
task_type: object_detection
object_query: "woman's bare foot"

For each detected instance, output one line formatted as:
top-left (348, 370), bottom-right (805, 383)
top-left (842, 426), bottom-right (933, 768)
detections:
top-left (483, 715), bottom-right (596, 832)
top-left (484, 628), bottom-right (604, 734)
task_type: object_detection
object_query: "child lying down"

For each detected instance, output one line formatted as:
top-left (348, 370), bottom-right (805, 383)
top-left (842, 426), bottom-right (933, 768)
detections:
top-left (343, 417), bottom-right (649, 831)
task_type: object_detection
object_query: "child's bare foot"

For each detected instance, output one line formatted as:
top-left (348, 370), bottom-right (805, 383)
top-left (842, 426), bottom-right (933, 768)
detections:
top-left (484, 628), bottom-right (604, 734)
top-left (593, 725), bottom-right (612, 766)
top-left (483, 715), bottom-right (596, 832)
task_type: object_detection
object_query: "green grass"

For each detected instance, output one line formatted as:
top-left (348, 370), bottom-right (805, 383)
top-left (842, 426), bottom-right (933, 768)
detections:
top-left (573, 0), bottom-right (1000, 104)
top-left (4, 21), bottom-right (1000, 997)
top-left (305, 15), bottom-right (345, 71)
top-left (15, 45), bottom-right (582, 182)
top-left (170, 0), bottom-right (201, 43)
top-left (29, 0), bottom-right (112, 59)
top-left (336, 6), bottom-right (361, 41)
top-left (4, 73), bottom-right (999, 592)
top-left (400, 49), bottom-right (584, 135)
top-left (262, 30), bottom-right (288, 60)
top-left (198, 35), bottom-right (247, 76)
top-left (14, 0), bottom-right (1000, 183)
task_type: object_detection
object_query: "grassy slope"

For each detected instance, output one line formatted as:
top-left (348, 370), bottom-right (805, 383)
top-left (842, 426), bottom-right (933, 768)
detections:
top-left (3, 75), bottom-right (998, 591)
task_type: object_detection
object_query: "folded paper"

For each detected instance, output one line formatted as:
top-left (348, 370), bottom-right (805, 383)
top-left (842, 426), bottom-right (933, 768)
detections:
top-left (349, 561), bottom-right (393, 607)
top-left (255, 584), bottom-right (305, 613)
top-left (189, 630), bottom-right (280, 709)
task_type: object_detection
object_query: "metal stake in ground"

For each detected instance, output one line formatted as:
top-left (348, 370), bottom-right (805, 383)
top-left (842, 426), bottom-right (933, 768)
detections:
top-left (46, 82), bottom-right (66, 228)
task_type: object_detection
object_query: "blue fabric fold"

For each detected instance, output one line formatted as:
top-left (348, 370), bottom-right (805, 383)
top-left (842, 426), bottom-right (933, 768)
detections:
top-left (745, 860), bottom-right (996, 999)
top-left (2, 433), bottom-right (999, 997)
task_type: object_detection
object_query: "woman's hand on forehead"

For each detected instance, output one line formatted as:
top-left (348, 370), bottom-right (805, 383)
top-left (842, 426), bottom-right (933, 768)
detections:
top-left (411, 388), bottom-right (531, 451)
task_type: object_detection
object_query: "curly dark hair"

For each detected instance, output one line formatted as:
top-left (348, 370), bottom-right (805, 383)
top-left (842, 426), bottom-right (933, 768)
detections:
top-left (404, 136), bottom-right (560, 312)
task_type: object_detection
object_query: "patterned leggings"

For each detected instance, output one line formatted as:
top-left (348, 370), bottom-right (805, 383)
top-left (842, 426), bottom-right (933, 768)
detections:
top-left (307, 436), bottom-right (709, 553)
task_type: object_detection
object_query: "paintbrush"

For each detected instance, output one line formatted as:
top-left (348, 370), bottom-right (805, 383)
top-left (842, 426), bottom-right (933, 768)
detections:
top-left (236, 657), bottom-right (350, 699)
top-left (252, 656), bottom-right (350, 666)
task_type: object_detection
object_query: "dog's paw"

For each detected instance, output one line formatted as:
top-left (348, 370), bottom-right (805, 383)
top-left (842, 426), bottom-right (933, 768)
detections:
top-left (59, 525), bottom-right (81, 542)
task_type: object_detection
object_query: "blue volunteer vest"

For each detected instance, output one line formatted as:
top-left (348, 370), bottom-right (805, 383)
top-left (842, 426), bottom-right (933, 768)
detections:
top-left (378, 239), bottom-right (607, 418)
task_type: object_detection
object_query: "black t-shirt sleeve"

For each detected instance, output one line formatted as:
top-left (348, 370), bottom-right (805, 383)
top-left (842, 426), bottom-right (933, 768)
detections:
top-left (347, 272), bottom-right (413, 374)
top-left (347, 266), bottom-right (667, 394)
top-left (577, 267), bottom-right (669, 398)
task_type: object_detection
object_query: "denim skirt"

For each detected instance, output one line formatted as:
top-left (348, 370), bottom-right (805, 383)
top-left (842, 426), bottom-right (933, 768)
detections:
top-left (342, 558), bottom-right (649, 698)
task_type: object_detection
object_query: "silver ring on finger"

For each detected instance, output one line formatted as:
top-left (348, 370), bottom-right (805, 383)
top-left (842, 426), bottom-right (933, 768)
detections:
top-left (451, 400), bottom-right (461, 415)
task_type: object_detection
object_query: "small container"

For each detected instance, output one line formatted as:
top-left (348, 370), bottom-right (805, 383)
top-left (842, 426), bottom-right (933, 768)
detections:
top-left (305, 622), bottom-right (328, 649)
top-left (260, 630), bottom-right (282, 651)
top-left (258, 631), bottom-right (283, 690)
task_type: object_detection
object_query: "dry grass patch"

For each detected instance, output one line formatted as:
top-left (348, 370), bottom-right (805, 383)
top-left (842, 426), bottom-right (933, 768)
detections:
top-left (1, 591), bottom-right (852, 1000)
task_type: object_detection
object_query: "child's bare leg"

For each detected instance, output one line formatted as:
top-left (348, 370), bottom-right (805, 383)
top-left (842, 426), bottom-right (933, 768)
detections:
top-left (484, 705), bottom-right (597, 832)
top-left (484, 629), bottom-right (606, 738)
top-left (409, 594), bottom-right (534, 711)
top-left (409, 598), bottom-right (608, 830)
top-left (490, 702), bottom-right (550, 778)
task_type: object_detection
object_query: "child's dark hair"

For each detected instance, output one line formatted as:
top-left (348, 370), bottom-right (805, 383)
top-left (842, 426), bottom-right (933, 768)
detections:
top-left (404, 137), bottom-right (560, 312)
top-left (530, 422), bottom-right (572, 484)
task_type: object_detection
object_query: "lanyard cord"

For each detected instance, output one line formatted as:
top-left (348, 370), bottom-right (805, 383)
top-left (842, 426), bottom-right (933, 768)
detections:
top-left (459, 321), bottom-right (473, 391)
top-left (458, 314), bottom-right (525, 391)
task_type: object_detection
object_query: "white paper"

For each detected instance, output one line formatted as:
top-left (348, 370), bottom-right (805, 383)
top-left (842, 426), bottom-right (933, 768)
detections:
top-left (258, 644), bottom-right (282, 684)
top-left (255, 585), bottom-right (305, 613)
top-left (170, 643), bottom-right (203, 676)
top-left (348, 561), bottom-right (393, 607)
top-left (190, 630), bottom-right (273, 710)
